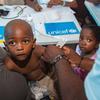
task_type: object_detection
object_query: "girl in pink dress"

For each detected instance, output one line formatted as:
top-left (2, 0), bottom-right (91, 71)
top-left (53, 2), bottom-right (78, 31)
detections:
top-left (64, 25), bottom-right (100, 80)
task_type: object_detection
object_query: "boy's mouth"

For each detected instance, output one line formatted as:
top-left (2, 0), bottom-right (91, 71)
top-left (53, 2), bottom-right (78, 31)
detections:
top-left (80, 47), bottom-right (84, 49)
top-left (16, 54), bottom-right (27, 60)
top-left (17, 53), bottom-right (25, 56)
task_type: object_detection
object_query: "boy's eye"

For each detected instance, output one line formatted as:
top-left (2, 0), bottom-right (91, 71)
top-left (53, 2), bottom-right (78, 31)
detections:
top-left (8, 41), bottom-right (16, 46)
top-left (22, 40), bottom-right (30, 44)
top-left (87, 39), bottom-right (92, 42)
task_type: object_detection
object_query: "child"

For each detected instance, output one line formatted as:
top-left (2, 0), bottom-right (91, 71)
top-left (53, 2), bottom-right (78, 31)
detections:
top-left (63, 25), bottom-right (100, 80)
top-left (76, 25), bottom-right (100, 58)
top-left (3, 19), bottom-right (57, 99)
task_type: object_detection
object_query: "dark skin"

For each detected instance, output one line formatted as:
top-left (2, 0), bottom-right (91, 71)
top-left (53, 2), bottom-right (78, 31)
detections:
top-left (79, 27), bottom-right (99, 58)
top-left (3, 19), bottom-right (92, 99)
top-left (4, 19), bottom-right (48, 81)
top-left (62, 26), bottom-right (100, 72)
top-left (4, 20), bottom-right (94, 79)
top-left (62, 46), bottom-right (94, 71)
top-left (43, 45), bottom-right (87, 100)
top-left (3, 20), bottom-right (58, 99)
top-left (5, 45), bottom-right (46, 80)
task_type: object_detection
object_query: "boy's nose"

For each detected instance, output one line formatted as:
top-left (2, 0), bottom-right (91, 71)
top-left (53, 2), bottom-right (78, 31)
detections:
top-left (82, 41), bottom-right (86, 45)
top-left (81, 40), bottom-right (87, 45)
top-left (80, 41), bottom-right (86, 47)
top-left (16, 43), bottom-right (24, 51)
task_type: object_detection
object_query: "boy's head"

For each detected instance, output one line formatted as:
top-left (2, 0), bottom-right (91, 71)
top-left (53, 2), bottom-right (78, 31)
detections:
top-left (4, 19), bottom-right (36, 61)
top-left (79, 25), bottom-right (100, 54)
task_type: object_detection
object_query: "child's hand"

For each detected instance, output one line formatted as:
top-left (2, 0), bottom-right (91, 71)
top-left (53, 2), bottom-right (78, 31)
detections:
top-left (62, 46), bottom-right (82, 67)
top-left (62, 46), bottom-right (70, 55)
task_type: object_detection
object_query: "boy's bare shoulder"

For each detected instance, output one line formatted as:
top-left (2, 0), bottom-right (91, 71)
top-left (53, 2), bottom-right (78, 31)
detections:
top-left (33, 45), bottom-right (46, 57)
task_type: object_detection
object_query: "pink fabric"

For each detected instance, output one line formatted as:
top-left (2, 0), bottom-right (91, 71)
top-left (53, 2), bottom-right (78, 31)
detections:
top-left (73, 45), bottom-right (97, 81)
top-left (73, 67), bottom-right (88, 81)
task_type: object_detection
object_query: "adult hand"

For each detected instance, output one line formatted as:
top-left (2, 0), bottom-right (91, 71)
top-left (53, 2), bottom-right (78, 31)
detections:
top-left (42, 45), bottom-right (64, 63)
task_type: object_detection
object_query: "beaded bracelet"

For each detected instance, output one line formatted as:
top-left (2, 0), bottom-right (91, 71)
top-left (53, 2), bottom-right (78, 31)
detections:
top-left (50, 54), bottom-right (65, 65)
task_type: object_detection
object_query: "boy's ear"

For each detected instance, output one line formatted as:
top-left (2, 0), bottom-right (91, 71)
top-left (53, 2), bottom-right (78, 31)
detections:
top-left (33, 38), bottom-right (36, 49)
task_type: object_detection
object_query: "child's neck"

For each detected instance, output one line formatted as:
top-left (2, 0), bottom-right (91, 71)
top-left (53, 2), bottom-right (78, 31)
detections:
top-left (12, 55), bottom-right (31, 68)
top-left (82, 49), bottom-right (97, 58)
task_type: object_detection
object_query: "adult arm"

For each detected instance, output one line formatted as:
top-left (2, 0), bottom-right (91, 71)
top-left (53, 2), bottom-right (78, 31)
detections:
top-left (43, 45), bottom-right (87, 100)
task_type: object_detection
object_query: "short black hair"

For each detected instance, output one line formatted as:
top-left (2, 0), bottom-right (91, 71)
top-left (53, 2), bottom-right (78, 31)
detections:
top-left (82, 24), bottom-right (100, 42)
top-left (4, 19), bottom-right (34, 39)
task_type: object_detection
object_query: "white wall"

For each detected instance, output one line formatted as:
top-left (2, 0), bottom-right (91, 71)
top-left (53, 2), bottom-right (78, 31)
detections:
top-left (0, 0), bottom-right (24, 5)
